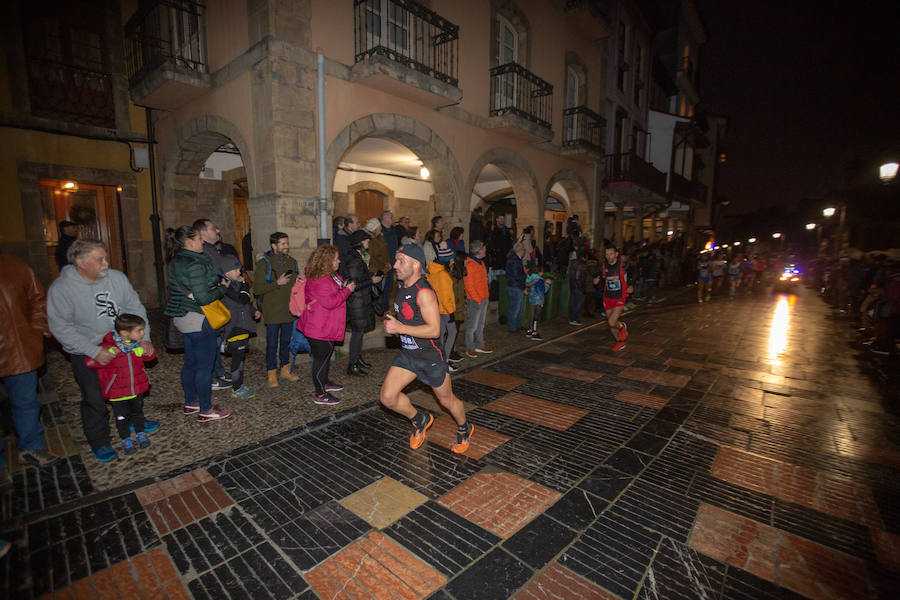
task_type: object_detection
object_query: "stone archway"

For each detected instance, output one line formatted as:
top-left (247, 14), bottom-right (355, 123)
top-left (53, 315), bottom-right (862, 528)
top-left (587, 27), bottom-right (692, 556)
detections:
top-left (158, 115), bottom-right (254, 238)
top-left (465, 147), bottom-right (542, 237)
top-left (326, 114), bottom-right (465, 227)
top-left (545, 169), bottom-right (591, 219)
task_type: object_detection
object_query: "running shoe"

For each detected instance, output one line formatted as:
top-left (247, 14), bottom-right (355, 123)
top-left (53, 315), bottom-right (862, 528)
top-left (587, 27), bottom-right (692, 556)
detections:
top-left (136, 432), bottom-right (151, 449)
top-left (231, 385), bottom-right (255, 399)
top-left (314, 393), bottom-right (340, 405)
top-left (448, 363), bottom-right (458, 373)
top-left (409, 412), bottom-right (434, 450)
top-left (448, 351), bottom-right (464, 363)
top-left (93, 445), bottom-right (118, 463)
top-left (569, 320), bottom-right (582, 326)
top-left (211, 377), bottom-right (231, 391)
top-left (121, 438), bottom-right (137, 456)
top-left (475, 347), bottom-right (493, 354)
top-left (197, 406), bottom-right (231, 422)
top-left (324, 382), bottom-right (343, 392)
top-left (619, 322), bottom-right (628, 341)
top-left (529, 332), bottom-right (543, 341)
top-left (612, 342), bottom-right (626, 352)
top-left (183, 403), bottom-right (200, 415)
top-left (451, 423), bottom-right (475, 454)
top-left (466, 349), bottom-right (478, 358)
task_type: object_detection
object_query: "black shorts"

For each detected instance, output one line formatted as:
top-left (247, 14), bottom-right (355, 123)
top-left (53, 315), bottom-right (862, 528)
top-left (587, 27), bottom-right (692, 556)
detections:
top-left (392, 352), bottom-right (449, 388)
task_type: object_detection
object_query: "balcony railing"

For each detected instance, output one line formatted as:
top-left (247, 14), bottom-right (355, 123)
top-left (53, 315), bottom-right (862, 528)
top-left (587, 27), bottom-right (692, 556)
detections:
top-left (605, 152), bottom-right (667, 196)
top-left (489, 62), bottom-right (553, 129)
top-left (354, 0), bottom-right (459, 87)
top-left (26, 58), bottom-right (115, 128)
top-left (124, 0), bottom-right (207, 85)
top-left (562, 106), bottom-right (605, 154)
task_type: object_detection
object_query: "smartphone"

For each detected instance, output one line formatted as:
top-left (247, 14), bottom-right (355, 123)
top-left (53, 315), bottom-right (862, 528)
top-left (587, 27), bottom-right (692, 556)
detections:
top-left (375, 270), bottom-right (384, 278)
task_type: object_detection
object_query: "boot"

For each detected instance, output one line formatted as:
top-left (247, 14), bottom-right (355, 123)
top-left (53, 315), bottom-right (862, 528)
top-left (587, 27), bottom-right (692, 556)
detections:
top-left (267, 369), bottom-right (279, 388)
top-left (347, 363), bottom-right (368, 377)
top-left (280, 365), bottom-right (299, 382)
top-left (356, 357), bottom-right (372, 369)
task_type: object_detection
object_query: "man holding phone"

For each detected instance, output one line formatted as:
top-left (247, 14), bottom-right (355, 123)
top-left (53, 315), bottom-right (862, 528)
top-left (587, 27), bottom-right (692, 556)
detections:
top-left (254, 232), bottom-right (299, 387)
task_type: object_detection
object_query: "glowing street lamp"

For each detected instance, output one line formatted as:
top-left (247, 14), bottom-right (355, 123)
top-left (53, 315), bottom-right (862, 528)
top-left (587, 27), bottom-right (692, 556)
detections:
top-left (772, 232), bottom-right (782, 239)
top-left (734, 241), bottom-right (742, 246)
top-left (823, 207), bottom-right (836, 218)
top-left (880, 162), bottom-right (898, 183)
top-left (748, 237), bottom-right (757, 243)
top-left (806, 223), bottom-right (816, 230)
top-left (419, 166), bottom-right (430, 179)
top-left (666, 230), bottom-right (674, 236)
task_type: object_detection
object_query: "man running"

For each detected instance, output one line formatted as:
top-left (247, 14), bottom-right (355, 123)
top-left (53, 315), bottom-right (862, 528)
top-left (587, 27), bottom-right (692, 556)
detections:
top-left (380, 244), bottom-right (474, 454)
top-left (594, 243), bottom-right (631, 352)
top-left (697, 253), bottom-right (712, 302)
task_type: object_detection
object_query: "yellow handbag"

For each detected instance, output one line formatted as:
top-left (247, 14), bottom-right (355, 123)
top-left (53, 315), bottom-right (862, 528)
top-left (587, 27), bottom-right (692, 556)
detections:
top-left (200, 300), bottom-right (231, 330)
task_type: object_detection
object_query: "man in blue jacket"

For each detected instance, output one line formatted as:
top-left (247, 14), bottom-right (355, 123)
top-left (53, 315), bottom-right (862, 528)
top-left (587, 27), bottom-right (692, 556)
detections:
top-left (505, 242), bottom-right (527, 333)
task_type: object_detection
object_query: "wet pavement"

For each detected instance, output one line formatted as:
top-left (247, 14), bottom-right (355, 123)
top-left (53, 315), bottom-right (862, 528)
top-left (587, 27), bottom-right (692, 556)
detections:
top-left (2, 285), bottom-right (899, 599)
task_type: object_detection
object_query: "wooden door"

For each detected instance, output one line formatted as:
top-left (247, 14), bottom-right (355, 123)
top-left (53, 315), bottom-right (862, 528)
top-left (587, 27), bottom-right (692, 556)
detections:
top-left (354, 189), bottom-right (385, 224)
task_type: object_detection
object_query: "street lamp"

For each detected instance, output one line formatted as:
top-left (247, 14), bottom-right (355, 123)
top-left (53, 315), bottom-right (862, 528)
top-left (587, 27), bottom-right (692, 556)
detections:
top-left (880, 162), bottom-right (898, 183)
top-left (805, 223), bottom-right (816, 230)
top-left (772, 232), bottom-right (782, 239)
top-left (823, 207), bottom-right (836, 218)
top-left (748, 237), bottom-right (757, 243)
top-left (734, 241), bottom-right (741, 246)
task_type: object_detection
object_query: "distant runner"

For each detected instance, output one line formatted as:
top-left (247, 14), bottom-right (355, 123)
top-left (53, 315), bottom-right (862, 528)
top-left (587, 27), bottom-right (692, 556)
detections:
top-left (594, 243), bottom-right (631, 352)
top-left (379, 244), bottom-right (474, 454)
top-left (697, 254), bottom-right (712, 303)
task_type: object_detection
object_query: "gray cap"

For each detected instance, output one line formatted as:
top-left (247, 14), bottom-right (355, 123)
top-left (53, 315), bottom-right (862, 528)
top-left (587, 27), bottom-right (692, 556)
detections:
top-left (397, 243), bottom-right (429, 274)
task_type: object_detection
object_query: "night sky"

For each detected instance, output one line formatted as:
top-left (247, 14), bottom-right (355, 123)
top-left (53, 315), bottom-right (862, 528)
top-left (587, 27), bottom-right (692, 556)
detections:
top-left (696, 1), bottom-right (900, 216)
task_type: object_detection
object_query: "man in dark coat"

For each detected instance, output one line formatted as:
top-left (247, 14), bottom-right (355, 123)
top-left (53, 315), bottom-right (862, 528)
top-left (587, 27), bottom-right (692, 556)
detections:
top-left (55, 221), bottom-right (78, 270)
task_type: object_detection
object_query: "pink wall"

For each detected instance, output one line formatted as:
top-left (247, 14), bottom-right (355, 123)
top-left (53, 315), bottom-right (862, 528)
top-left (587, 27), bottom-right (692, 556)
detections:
top-left (206, 0), bottom-right (251, 73)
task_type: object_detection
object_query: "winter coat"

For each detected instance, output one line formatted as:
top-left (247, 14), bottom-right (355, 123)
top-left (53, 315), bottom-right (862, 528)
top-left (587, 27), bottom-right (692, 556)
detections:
top-left (505, 251), bottom-right (526, 290)
top-left (84, 332), bottom-right (156, 399)
top-left (567, 258), bottom-right (588, 291)
top-left (464, 257), bottom-right (489, 303)
top-left (426, 262), bottom-right (455, 315)
top-left (221, 280), bottom-right (257, 341)
top-left (164, 249), bottom-right (226, 318)
top-left (299, 275), bottom-right (353, 341)
top-left (253, 252), bottom-right (298, 325)
top-left (0, 255), bottom-right (49, 377)
top-left (382, 225), bottom-right (399, 262)
top-left (451, 277), bottom-right (467, 321)
top-left (367, 234), bottom-right (390, 273)
top-left (345, 249), bottom-right (376, 332)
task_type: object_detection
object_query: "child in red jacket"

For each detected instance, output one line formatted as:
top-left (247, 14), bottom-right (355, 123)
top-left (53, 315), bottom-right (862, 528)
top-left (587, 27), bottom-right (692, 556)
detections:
top-left (85, 313), bottom-right (157, 455)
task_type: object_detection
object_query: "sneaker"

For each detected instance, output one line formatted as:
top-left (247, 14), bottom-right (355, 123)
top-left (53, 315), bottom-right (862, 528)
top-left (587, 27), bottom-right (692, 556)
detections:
top-left (184, 403), bottom-right (200, 414)
top-left (448, 351), bottom-right (464, 363)
top-left (612, 342), bottom-right (626, 352)
top-left (569, 320), bottom-right (582, 326)
top-left (410, 412), bottom-right (434, 450)
top-left (18, 448), bottom-right (61, 468)
top-left (448, 363), bottom-right (458, 373)
top-left (525, 330), bottom-right (534, 337)
top-left (324, 382), bottom-right (343, 392)
top-left (231, 385), bottom-right (255, 399)
top-left (451, 423), bottom-right (475, 454)
top-left (475, 347), bottom-right (493, 354)
top-left (314, 393), bottom-right (340, 405)
top-left (466, 349), bottom-right (478, 358)
top-left (121, 438), bottom-right (137, 456)
top-left (93, 445), bottom-right (118, 463)
top-left (136, 433), bottom-right (151, 449)
top-left (131, 420), bottom-right (159, 433)
top-left (197, 406), bottom-right (231, 422)
top-left (529, 332), bottom-right (543, 341)
top-left (619, 321), bottom-right (628, 341)
top-left (211, 378), bottom-right (231, 391)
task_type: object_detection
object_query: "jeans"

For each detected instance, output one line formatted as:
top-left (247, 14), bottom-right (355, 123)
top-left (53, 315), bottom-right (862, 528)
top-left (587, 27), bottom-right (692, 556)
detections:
top-left (349, 326), bottom-right (364, 366)
top-left (0, 370), bottom-right (45, 468)
top-left (570, 288), bottom-right (584, 322)
top-left (183, 319), bottom-right (217, 412)
top-left (70, 354), bottom-right (110, 452)
top-left (507, 287), bottom-right (524, 332)
top-left (265, 322), bottom-right (293, 370)
top-left (308, 338), bottom-right (334, 396)
top-left (111, 394), bottom-right (145, 439)
top-left (465, 298), bottom-right (488, 350)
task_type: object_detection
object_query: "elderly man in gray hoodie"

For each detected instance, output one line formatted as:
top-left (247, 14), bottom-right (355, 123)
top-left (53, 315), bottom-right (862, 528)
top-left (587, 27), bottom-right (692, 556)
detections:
top-left (48, 240), bottom-right (153, 463)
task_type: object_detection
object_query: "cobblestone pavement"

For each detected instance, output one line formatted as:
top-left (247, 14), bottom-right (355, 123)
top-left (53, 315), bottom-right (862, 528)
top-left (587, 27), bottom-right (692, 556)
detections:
top-left (3, 286), bottom-right (899, 599)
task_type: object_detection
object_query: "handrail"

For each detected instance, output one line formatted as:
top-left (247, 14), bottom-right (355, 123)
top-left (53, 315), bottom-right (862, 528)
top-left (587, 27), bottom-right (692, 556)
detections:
top-left (124, 0), bottom-right (208, 84)
top-left (562, 106), bottom-right (605, 153)
top-left (489, 62), bottom-right (553, 128)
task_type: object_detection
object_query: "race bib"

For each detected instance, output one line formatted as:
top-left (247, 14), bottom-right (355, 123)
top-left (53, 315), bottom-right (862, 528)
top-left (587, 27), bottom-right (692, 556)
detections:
top-left (400, 334), bottom-right (419, 350)
top-left (606, 276), bottom-right (622, 292)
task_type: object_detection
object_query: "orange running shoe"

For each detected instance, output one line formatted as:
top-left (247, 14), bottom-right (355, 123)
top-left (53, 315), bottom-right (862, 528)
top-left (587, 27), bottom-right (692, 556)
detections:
top-left (619, 321), bottom-right (628, 341)
top-left (409, 413), bottom-right (434, 450)
top-left (612, 342), bottom-right (626, 352)
top-left (451, 423), bottom-right (475, 454)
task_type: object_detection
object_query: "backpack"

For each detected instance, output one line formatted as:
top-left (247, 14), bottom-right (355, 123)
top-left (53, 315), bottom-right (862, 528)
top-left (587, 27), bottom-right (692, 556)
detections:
top-left (289, 277), bottom-right (307, 317)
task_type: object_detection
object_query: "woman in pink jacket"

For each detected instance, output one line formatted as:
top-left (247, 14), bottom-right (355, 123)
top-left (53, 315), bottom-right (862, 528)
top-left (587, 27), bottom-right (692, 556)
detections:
top-left (298, 244), bottom-right (355, 404)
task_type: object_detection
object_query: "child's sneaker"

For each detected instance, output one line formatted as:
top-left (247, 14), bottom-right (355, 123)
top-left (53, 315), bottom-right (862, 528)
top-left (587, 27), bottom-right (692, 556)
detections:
top-left (130, 420), bottom-right (159, 433)
top-left (121, 438), bottom-right (137, 456)
top-left (136, 432), bottom-right (150, 449)
top-left (231, 385), bottom-right (255, 399)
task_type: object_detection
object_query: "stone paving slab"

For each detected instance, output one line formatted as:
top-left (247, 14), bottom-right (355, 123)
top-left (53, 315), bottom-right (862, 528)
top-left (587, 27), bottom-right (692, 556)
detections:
top-left (3, 287), bottom-right (900, 598)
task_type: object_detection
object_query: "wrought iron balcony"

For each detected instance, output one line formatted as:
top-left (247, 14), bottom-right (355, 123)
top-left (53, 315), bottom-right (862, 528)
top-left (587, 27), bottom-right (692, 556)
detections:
top-left (562, 106), bottom-right (605, 155)
top-left (605, 152), bottom-right (667, 197)
top-left (354, 0), bottom-right (459, 87)
top-left (489, 62), bottom-right (553, 129)
top-left (124, 0), bottom-right (209, 109)
top-left (26, 59), bottom-right (115, 128)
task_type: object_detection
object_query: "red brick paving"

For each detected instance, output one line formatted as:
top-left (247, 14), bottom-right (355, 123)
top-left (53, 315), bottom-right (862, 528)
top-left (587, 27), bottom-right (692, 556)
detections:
top-left (665, 357), bottom-right (705, 370)
top-left (136, 469), bottom-right (234, 535)
top-left (619, 366), bottom-right (690, 387)
top-left (711, 446), bottom-right (882, 528)
top-left (778, 531), bottom-right (868, 600)
top-left (511, 563), bottom-right (620, 599)
top-left (689, 503), bottom-right (779, 582)
top-left (460, 369), bottom-right (527, 390)
top-left (439, 472), bottom-right (560, 538)
top-left (539, 364), bottom-right (604, 382)
top-left (589, 353), bottom-right (634, 366)
top-left (484, 392), bottom-right (588, 430)
top-left (305, 531), bottom-right (445, 600)
top-left (615, 389), bottom-right (668, 410)
top-left (427, 415), bottom-right (510, 459)
top-left (871, 528), bottom-right (900, 571)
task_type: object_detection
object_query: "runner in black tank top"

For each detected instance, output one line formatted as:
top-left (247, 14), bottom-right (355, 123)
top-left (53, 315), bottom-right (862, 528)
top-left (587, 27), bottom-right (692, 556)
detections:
top-left (380, 244), bottom-right (474, 454)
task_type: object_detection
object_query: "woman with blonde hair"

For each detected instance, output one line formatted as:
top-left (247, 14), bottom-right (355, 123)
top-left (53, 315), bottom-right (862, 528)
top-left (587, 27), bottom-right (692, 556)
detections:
top-left (297, 244), bottom-right (355, 404)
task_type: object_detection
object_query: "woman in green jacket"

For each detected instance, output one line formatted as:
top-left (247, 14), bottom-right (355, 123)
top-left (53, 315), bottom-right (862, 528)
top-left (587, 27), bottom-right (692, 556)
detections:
top-left (164, 226), bottom-right (231, 422)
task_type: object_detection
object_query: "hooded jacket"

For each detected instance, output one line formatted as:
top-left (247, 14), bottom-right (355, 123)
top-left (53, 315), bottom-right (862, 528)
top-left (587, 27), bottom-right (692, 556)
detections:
top-left (48, 265), bottom-right (150, 358)
top-left (426, 262), bottom-right (455, 315)
top-left (464, 256), bottom-right (489, 303)
top-left (298, 275), bottom-right (353, 341)
top-left (0, 255), bottom-right (49, 377)
top-left (84, 331), bottom-right (156, 399)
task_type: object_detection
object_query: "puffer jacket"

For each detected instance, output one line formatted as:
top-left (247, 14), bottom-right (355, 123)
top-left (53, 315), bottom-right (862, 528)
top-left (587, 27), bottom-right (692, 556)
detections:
top-left (84, 332), bottom-right (156, 399)
top-left (0, 255), bottom-right (49, 377)
top-left (426, 262), bottom-right (455, 315)
top-left (345, 250), bottom-right (375, 331)
top-left (299, 275), bottom-right (353, 341)
top-left (164, 249), bottom-right (226, 317)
